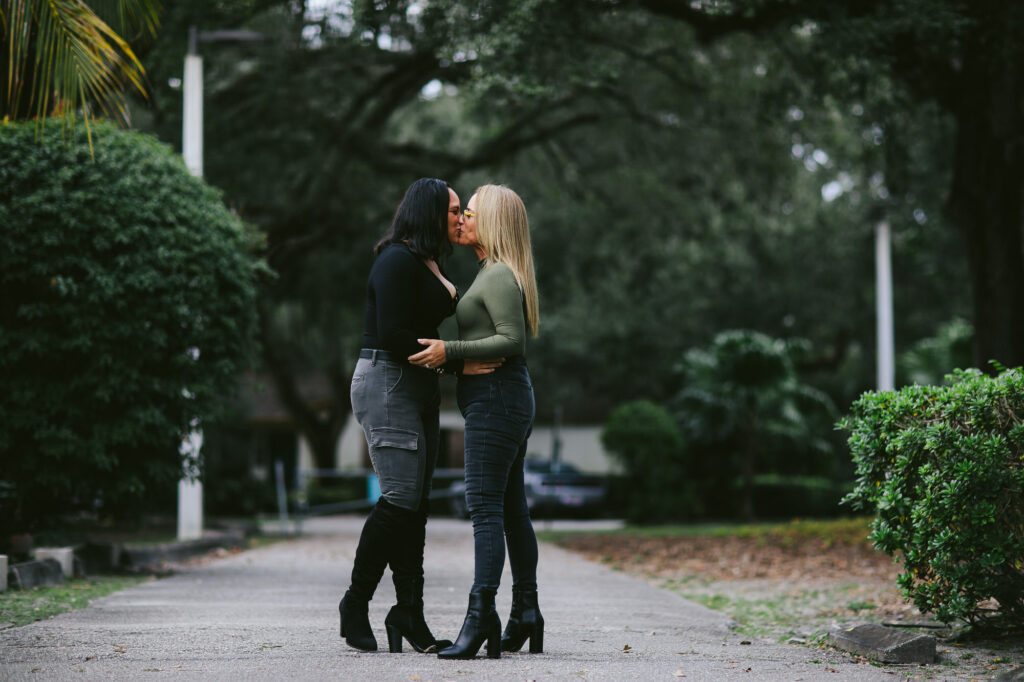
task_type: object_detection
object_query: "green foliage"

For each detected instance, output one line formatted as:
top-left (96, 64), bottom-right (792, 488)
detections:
top-left (600, 400), bottom-right (698, 522)
top-left (674, 330), bottom-right (839, 519)
top-left (1, 0), bottom-right (160, 129)
top-left (131, 0), bottom-right (977, 470)
top-left (0, 120), bottom-right (259, 533)
top-left (899, 317), bottom-right (974, 386)
top-left (841, 368), bottom-right (1024, 626)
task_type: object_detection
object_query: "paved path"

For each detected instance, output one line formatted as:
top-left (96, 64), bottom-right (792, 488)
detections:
top-left (0, 516), bottom-right (894, 681)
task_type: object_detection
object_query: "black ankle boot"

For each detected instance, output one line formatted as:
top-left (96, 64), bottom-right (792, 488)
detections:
top-left (385, 604), bottom-right (453, 653)
top-left (339, 592), bottom-right (377, 652)
top-left (385, 577), bottom-right (453, 653)
top-left (437, 591), bottom-right (501, 660)
top-left (501, 587), bottom-right (544, 653)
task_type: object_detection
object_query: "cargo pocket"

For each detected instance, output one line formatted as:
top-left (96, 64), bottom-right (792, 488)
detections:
top-left (368, 426), bottom-right (421, 509)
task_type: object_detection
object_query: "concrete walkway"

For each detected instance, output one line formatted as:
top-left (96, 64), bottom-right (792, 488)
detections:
top-left (0, 516), bottom-right (894, 681)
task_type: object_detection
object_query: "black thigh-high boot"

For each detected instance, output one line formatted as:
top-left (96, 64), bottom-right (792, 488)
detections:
top-left (339, 501), bottom-right (397, 651)
top-left (436, 590), bottom-right (501, 660)
top-left (500, 586), bottom-right (544, 653)
top-left (384, 509), bottom-right (452, 653)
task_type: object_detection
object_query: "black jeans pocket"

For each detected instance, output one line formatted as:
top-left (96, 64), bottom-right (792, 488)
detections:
top-left (368, 426), bottom-right (421, 510)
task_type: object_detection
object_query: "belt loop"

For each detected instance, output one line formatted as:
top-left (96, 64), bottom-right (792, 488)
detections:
top-left (371, 349), bottom-right (378, 366)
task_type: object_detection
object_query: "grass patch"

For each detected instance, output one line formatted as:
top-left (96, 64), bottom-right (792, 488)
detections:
top-left (0, 576), bottom-right (148, 628)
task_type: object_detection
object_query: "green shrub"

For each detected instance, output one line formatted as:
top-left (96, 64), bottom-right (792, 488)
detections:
top-left (0, 121), bottom-right (260, 533)
top-left (841, 368), bottom-right (1024, 627)
top-left (601, 400), bottom-right (698, 522)
top-left (674, 330), bottom-right (839, 521)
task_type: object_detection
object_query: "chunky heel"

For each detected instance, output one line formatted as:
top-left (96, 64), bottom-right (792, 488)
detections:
top-left (386, 624), bottom-right (403, 653)
top-left (529, 623), bottom-right (543, 654)
top-left (486, 621), bottom-right (501, 659)
top-left (501, 587), bottom-right (544, 653)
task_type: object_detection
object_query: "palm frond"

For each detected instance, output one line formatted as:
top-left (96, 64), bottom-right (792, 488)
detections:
top-left (2, 0), bottom-right (160, 130)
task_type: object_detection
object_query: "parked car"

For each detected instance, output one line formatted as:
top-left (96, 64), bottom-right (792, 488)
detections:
top-left (448, 458), bottom-right (607, 519)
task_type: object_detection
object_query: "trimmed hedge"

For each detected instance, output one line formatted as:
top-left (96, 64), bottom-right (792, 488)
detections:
top-left (841, 368), bottom-right (1024, 626)
top-left (0, 121), bottom-right (260, 533)
top-left (601, 400), bottom-right (699, 522)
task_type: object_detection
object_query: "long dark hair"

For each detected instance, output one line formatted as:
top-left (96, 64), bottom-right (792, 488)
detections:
top-left (375, 178), bottom-right (452, 260)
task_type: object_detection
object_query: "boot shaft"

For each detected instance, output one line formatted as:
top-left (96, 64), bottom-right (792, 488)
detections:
top-left (392, 574), bottom-right (425, 610)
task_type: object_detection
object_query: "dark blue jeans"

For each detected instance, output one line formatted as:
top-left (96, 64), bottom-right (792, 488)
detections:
top-left (457, 357), bottom-right (538, 596)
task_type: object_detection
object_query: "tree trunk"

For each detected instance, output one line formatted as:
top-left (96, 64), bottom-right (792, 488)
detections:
top-left (946, 48), bottom-right (1024, 372)
top-left (258, 302), bottom-right (350, 471)
top-left (739, 413), bottom-right (757, 522)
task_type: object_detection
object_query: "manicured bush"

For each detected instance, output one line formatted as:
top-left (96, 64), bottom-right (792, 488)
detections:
top-left (0, 121), bottom-right (260, 534)
top-left (841, 368), bottom-right (1024, 627)
top-left (673, 330), bottom-right (839, 521)
top-left (601, 400), bottom-right (698, 522)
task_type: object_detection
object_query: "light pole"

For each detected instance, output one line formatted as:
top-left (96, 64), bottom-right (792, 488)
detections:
top-left (875, 218), bottom-right (895, 391)
top-left (177, 25), bottom-right (264, 541)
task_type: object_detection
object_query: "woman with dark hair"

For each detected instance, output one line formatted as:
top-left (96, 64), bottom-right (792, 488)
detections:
top-left (339, 178), bottom-right (501, 654)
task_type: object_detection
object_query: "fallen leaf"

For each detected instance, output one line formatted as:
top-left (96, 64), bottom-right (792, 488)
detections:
top-left (622, 644), bottom-right (632, 653)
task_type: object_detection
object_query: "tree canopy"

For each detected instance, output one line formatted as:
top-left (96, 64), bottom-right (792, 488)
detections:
top-left (127, 0), bottom-right (990, 463)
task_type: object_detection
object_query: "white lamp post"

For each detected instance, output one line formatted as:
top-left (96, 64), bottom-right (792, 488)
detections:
top-left (177, 26), bottom-right (263, 541)
top-left (875, 219), bottom-right (895, 391)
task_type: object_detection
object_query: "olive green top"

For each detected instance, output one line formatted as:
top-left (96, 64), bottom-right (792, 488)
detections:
top-left (444, 261), bottom-right (526, 360)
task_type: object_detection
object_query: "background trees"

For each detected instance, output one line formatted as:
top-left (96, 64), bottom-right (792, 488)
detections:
top-left (593, 0), bottom-right (1024, 371)
top-left (122, 1), bottom-right (993, 514)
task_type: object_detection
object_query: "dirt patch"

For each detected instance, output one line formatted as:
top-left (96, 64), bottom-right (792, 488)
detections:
top-left (554, 532), bottom-right (1024, 680)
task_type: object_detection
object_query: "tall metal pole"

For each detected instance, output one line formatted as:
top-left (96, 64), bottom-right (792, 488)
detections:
top-left (177, 26), bottom-right (205, 541)
top-left (875, 220), bottom-right (895, 391)
top-left (182, 26), bottom-right (204, 178)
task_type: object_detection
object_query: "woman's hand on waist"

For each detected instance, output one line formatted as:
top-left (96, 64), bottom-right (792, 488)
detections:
top-left (462, 358), bottom-right (504, 375)
top-left (409, 339), bottom-right (447, 368)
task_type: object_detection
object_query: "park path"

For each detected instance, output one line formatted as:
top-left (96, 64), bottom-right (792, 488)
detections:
top-left (0, 516), bottom-right (895, 681)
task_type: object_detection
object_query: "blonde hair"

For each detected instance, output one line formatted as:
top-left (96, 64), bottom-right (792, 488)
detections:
top-left (474, 184), bottom-right (539, 337)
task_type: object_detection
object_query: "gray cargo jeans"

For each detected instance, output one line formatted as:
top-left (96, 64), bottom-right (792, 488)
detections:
top-left (350, 351), bottom-right (441, 511)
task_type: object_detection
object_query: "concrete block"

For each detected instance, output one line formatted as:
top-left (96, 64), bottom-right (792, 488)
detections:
top-left (0, 555), bottom-right (7, 592)
top-left (76, 542), bottom-right (121, 574)
top-left (8, 558), bottom-right (64, 590)
top-left (33, 547), bottom-right (74, 578)
top-left (121, 530), bottom-right (245, 570)
top-left (829, 623), bottom-right (935, 664)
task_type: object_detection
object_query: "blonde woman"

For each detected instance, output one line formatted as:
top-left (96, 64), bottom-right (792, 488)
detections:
top-left (409, 185), bottom-right (542, 660)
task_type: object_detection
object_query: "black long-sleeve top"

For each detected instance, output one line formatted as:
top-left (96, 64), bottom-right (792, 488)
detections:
top-left (361, 243), bottom-right (457, 360)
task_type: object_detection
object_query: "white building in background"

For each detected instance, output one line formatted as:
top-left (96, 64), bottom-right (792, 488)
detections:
top-left (326, 412), bottom-right (621, 476)
top-left (240, 372), bottom-right (620, 484)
